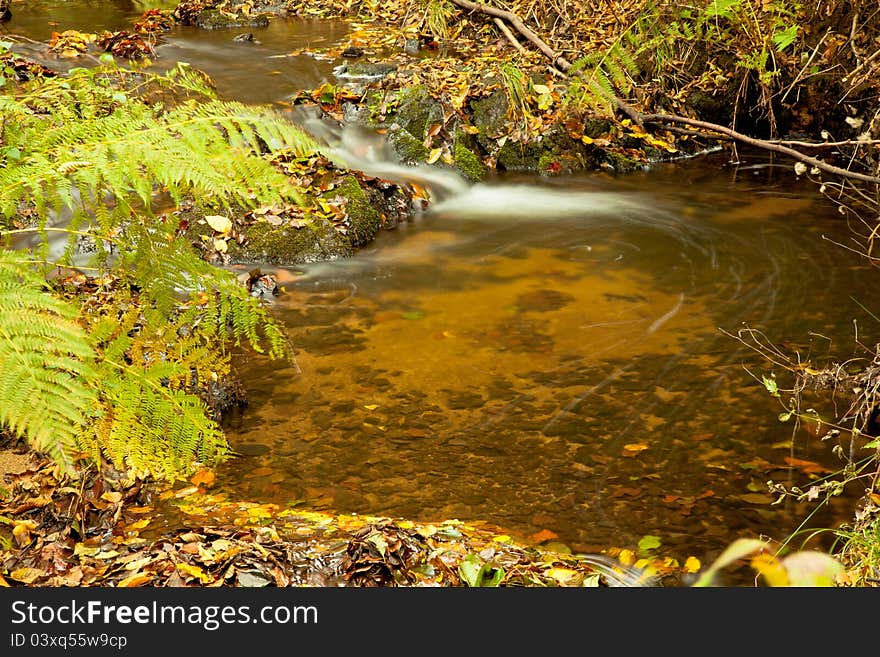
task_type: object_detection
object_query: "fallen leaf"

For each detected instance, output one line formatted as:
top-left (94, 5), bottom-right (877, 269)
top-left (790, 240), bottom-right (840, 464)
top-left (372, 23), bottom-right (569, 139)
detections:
top-left (174, 486), bottom-right (200, 498)
top-left (204, 214), bottom-right (232, 234)
top-left (177, 563), bottom-right (213, 583)
top-left (622, 443), bottom-right (649, 456)
top-left (190, 469), bottom-right (215, 487)
top-left (10, 567), bottom-right (44, 584)
top-left (528, 528), bottom-right (558, 543)
top-left (117, 573), bottom-right (154, 587)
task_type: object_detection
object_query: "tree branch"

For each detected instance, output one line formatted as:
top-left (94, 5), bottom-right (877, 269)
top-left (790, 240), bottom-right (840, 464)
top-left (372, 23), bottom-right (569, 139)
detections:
top-left (640, 113), bottom-right (880, 184)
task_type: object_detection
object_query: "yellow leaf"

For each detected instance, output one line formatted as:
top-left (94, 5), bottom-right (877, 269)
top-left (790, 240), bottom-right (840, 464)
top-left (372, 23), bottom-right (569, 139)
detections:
top-left (101, 491), bottom-right (123, 504)
top-left (684, 556), bottom-right (701, 573)
top-left (177, 563), bottom-right (213, 583)
top-left (93, 549), bottom-right (120, 560)
top-left (125, 518), bottom-right (151, 531)
top-left (545, 567), bottom-right (581, 584)
top-left (492, 535), bottom-right (512, 543)
top-left (74, 543), bottom-right (100, 557)
top-left (580, 135), bottom-right (594, 144)
top-left (117, 573), bottom-right (153, 587)
top-left (12, 522), bottom-right (34, 546)
top-left (213, 237), bottom-right (228, 253)
top-left (618, 549), bottom-right (635, 566)
top-left (532, 83), bottom-right (551, 94)
top-left (10, 567), bottom-right (44, 584)
top-left (426, 148), bottom-right (442, 164)
top-left (751, 553), bottom-right (788, 586)
top-left (363, 404), bottom-right (379, 410)
top-left (204, 214), bottom-right (232, 234)
top-left (124, 557), bottom-right (153, 571)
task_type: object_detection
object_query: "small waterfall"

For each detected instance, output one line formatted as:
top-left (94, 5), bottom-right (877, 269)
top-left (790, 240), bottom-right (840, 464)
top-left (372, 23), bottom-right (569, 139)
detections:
top-left (305, 119), bottom-right (674, 225)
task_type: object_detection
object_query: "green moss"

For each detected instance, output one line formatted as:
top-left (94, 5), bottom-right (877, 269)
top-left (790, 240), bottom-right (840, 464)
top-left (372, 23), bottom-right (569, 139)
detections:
top-left (453, 139), bottom-right (485, 182)
top-left (601, 150), bottom-right (647, 174)
top-left (388, 126), bottom-right (431, 164)
top-left (194, 9), bottom-right (270, 29)
top-left (583, 119), bottom-right (614, 139)
top-left (330, 175), bottom-right (382, 247)
top-left (392, 86), bottom-right (443, 138)
top-left (226, 218), bottom-right (352, 265)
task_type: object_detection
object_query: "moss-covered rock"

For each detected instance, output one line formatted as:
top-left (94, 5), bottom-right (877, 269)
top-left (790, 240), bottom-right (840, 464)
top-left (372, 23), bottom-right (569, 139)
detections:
top-left (329, 175), bottom-right (382, 248)
top-left (226, 218), bottom-right (351, 264)
top-left (453, 137), bottom-right (486, 182)
top-left (386, 124), bottom-right (431, 165)
top-left (194, 9), bottom-right (270, 30)
top-left (392, 86), bottom-right (445, 139)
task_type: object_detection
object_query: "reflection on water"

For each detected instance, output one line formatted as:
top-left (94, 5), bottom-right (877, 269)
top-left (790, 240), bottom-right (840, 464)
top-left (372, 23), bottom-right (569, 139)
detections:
top-left (222, 154), bottom-right (874, 572)
top-left (5, 1), bottom-right (348, 104)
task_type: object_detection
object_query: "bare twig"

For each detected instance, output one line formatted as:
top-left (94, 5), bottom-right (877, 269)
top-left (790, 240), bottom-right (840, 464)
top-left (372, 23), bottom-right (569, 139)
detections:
top-left (640, 113), bottom-right (880, 184)
top-left (492, 17), bottom-right (526, 54)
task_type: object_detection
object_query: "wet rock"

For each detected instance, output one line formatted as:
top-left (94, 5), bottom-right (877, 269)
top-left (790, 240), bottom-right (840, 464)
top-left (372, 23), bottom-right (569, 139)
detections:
top-left (403, 39), bottom-right (419, 56)
top-left (227, 217), bottom-right (352, 265)
top-left (194, 9), bottom-right (270, 30)
top-left (342, 46), bottom-right (364, 58)
top-left (333, 61), bottom-right (397, 83)
top-left (326, 174), bottom-right (382, 248)
top-left (233, 32), bottom-right (255, 42)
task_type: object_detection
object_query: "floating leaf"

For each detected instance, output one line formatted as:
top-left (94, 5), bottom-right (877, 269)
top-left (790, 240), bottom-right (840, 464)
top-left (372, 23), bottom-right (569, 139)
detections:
top-left (191, 469), bottom-right (216, 487)
top-left (529, 528), bottom-right (558, 543)
top-left (638, 535), bottom-right (662, 552)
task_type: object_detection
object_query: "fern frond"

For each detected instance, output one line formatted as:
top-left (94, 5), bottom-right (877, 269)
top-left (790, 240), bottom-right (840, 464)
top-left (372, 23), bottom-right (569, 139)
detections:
top-left (85, 361), bottom-right (230, 480)
top-left (0, 249), bottom-right (97, 471)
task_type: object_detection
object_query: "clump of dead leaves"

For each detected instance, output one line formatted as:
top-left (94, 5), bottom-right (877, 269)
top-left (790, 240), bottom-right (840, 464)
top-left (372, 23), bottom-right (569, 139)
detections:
top-left (1, 448), bottom-right (687, 587)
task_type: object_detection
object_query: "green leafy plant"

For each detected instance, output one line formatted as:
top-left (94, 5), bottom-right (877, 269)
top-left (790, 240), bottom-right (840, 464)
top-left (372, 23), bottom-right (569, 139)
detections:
top-left (0, 56), bottom-right (316, 480)
top-left (566, 42), bottom-right (639, 117)
top-left (458, 553), bottom-right (505, 587)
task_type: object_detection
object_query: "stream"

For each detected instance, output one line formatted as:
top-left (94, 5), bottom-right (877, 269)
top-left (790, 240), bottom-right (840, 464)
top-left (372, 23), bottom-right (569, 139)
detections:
top-left (5, 1), bottom-right (876, 579)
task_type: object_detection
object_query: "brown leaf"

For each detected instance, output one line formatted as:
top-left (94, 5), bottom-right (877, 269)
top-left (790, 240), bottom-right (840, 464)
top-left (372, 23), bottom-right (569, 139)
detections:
top-left (528, 528), bottom-right (558, 543)
top-left (190, 469), bottom-right (215, 488)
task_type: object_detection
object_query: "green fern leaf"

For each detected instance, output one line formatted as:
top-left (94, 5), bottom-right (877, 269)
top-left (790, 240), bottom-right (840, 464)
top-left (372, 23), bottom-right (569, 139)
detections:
top-left (0, 249), bottom-right (97, 471)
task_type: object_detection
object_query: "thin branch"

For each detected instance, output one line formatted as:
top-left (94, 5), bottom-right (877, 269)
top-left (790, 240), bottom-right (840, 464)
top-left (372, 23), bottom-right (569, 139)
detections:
top-left (640, 113), bottom-right (880, 184)
top-left (492, 17), bottom-right (526, 54)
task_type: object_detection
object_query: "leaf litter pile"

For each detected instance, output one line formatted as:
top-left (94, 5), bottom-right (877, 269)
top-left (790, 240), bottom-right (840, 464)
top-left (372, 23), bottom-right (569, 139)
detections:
top-left (0, 448), bottom-right (691, 587)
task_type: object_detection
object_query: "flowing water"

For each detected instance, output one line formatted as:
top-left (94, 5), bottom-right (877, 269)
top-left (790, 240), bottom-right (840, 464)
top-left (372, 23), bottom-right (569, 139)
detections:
top-left (6, 2), bottom-right (877, 579)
